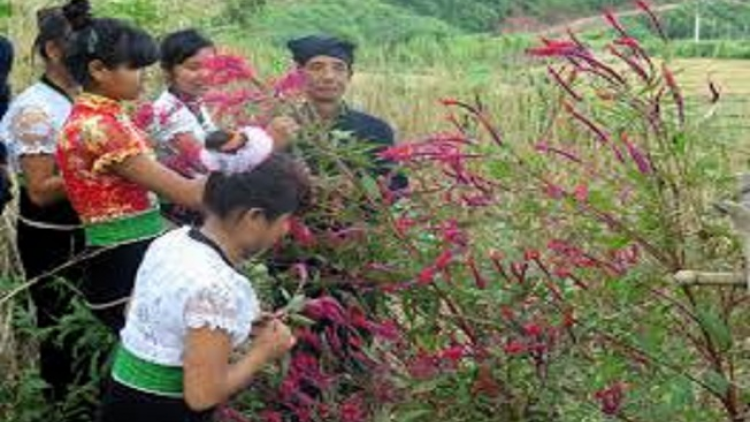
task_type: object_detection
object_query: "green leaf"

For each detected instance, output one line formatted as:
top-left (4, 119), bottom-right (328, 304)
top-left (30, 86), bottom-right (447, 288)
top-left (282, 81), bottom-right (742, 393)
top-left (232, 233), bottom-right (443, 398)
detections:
top-left (397, 407), bottom-right (432, 422)
top-left (696, 306), bottom-right (733, 352)
top-left (287, 314), bottom-right (315, 327)
top-left (702, 370), bottom-right (731, 397)
top-left (280, 294), bottom-right (307, 315)
top-left (360, 173), bottom-right (381, 199)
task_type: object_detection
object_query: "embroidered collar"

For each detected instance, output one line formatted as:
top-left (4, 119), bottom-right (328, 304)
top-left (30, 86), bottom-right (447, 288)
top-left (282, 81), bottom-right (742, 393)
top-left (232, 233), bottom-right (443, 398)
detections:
top-left (188, 227), bottom-right (236, 269)
top-left (40, 75), bottom-right (74, 104)
top-left (76, 92), bottom-right (124, 115)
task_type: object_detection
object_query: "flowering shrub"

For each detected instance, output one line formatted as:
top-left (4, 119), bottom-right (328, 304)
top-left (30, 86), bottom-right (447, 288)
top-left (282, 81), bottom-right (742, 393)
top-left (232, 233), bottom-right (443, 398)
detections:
top-left (128, 4), bottom-right (746, 421)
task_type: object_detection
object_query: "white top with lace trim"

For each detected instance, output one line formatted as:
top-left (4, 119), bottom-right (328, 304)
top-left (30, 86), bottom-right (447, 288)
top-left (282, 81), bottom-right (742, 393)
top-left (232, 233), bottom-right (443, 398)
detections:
top-left (120, 227), bottom-right (260, 366)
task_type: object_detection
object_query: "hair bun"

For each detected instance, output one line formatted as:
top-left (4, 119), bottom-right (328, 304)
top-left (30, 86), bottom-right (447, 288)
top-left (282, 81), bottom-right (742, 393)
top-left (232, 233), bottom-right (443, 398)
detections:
top-left (62, 0), bottom-right (92, 31)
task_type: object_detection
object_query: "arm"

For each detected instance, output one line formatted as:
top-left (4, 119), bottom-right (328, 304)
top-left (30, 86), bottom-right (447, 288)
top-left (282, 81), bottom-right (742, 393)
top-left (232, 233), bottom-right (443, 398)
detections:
top-left (110, 154), bottom-right (205, 210)
top-left (11, 106), bottom-right (67, 206)
top-left (19, 155), bottom-right (66, 206)
top-left (183, 319), bottom-right (295, 411)
top-left (167, 132), bottom-right (208, 175)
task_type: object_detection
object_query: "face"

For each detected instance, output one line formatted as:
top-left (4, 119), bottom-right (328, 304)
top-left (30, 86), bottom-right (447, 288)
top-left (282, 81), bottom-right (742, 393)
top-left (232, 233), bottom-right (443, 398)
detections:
top-left (169, 47), bottom-right (215, 98)
top-left (90, 60), bottom-right (147, 101)
top-left (234, 211), bottom-right (292, 260)
top-left (300, 55), bottom-right (351, 103)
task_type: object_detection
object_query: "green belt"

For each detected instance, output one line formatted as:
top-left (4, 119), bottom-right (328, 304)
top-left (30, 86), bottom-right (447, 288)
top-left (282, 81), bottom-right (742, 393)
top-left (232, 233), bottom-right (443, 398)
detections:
top-left (111, 344), bottom-right (184, 397)
top-left (85, 209), bottom-right (166, 246)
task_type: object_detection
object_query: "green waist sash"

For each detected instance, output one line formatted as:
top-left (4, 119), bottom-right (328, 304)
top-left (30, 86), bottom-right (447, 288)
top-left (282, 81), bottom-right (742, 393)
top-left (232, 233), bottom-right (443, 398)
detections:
top-left (111, 344), bottom-right (184, 397)
top-left (86, 209), bottom-right (165, 246)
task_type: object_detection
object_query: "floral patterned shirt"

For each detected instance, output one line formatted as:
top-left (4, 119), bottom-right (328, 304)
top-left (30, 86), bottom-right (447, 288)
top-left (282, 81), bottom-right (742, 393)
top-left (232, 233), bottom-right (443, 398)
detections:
top-left (57, 93), bottom-right (165, 246)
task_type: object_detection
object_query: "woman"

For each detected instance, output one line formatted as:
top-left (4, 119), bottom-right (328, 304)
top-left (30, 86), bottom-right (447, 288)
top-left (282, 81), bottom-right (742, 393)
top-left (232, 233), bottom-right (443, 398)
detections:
top-left (99, 153), bottom-right (309, 422)
top-left (0, 0), bottom-right (89, 403)
top-left (56, 15), bottom-right (204, 331)
top-left (151, 28), bottom-right (299, 224)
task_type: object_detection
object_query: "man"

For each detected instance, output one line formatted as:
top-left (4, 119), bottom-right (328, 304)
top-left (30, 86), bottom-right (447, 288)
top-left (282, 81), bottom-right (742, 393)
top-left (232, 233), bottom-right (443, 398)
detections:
top-left (287, 34), bottom-right (407, 190)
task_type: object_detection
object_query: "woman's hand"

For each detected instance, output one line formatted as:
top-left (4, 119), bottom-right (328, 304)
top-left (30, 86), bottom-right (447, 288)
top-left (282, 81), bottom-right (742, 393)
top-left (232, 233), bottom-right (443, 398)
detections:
top-left (251, 317), bottom-right (296, 361)
top-left (265, 116), bottom-right (300, 151)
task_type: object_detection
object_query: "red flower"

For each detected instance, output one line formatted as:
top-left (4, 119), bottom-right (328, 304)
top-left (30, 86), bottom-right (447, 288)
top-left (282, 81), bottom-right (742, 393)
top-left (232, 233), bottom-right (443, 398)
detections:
top-left (573, 183), bottom-right (589, 202)
top-left (394, 216), bottom-right (417, 235)
top-left (289, 218), bottom-right (316, 248)
top-left (621, 133), bottom-right (653, 175)
top-left (500, 306), bottom-right (515, 321)
top-left (524, 249), bottom-right (540, 261)
top-left (418, 266), bottom-right (437, 285)
top-left (504, 340), bottom-right (526, 355)
top-left (440, 344), bottom-right (466, 362)
top-left (544, 182), bottom-right (565, 199)
top-left (440, 98), bottom-right (461, 106)
top-left (603, 9), bottom-right (628, 38)
top-left (434, 249), bottom-right (453, 270)
top-left (296, 328), bottom-right (322, 351)
top-left (440, 219), bottom-right (468, 247)
top-left (614, 37), bottom-right (641, 50)
top-left (303, 296), bottom-right (345, 323)
top-left (369, 319), bottom-right (401, 342)
top-left (260, 410), bottom-right (283, 422)
top-left (408, 351), bottom-right (439, 379)
top-left (339, 395), bottom-right (366, 422)
top-left (272, 68), bottom-right (306, 99)
top-left (563, 308), bottom-right (576, 327)
top-left (594, 382), bottom-right (626, 416)
top-left (379, 143), bottom-right (416, 162)
top-left (636, 0), bottom-right (667, 40)
top-left (202, 53), bottom-right (257, 85)
top-left (527, 39), bottom-right (583, 58)
top-left (523, 323), bottom-right (544, 337)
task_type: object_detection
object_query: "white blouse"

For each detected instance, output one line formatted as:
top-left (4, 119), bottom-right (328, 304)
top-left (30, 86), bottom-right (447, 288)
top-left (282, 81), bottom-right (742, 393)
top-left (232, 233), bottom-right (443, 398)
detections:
top-left (0, 80), bottom-right (72, 172)
top-left (120, 227), bottom-right (261, 366)
top-left (150, 90), bottom-right (273, 174)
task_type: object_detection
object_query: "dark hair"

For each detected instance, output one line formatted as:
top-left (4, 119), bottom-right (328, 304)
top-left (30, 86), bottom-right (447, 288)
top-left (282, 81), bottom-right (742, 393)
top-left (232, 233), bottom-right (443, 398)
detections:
top-left (203, 153), bottom-right (311, 221)
top-left (64, 16), bottom-right (159, 87)
top-left (33, 0), bottom-right (90, 60)
top-left (205, 130), bottom-right (232, 151)
top-left (160, 29), bottom-right (214, 71)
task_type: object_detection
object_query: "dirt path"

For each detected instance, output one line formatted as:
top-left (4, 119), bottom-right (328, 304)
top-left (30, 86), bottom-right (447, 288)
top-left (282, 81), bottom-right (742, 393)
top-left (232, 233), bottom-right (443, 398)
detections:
top-left (536, 2), bottom-right (682, 36)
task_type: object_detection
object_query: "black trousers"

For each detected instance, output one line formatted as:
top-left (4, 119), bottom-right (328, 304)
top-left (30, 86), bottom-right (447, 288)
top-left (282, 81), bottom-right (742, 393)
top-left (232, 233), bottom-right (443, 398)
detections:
top-left (98, 379), bottom-right (215, 422)
top-left (17, 190), bottom-right (86, 404)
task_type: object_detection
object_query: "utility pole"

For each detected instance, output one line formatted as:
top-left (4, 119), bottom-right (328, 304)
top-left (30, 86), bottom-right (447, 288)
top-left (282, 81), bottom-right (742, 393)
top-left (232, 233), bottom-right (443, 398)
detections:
top-left (694, 0), bottom-right (702, 43)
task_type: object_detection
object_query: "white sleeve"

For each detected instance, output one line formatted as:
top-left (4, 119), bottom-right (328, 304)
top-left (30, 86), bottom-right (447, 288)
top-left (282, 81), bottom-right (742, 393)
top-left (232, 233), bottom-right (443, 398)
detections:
top-left (9, 105), bottom-right (57, 156)
top-left (152, 101), bottom-right (203, 145)
top-left (233, 126), bottom-right (274, 169)
top-left (184, 282), bottom-right (242, 338)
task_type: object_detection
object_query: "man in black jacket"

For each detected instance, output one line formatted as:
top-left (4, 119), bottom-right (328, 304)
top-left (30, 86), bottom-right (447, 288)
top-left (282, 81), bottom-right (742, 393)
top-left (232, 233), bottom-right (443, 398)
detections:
top-left (287, 35), bottom-right (407, 191)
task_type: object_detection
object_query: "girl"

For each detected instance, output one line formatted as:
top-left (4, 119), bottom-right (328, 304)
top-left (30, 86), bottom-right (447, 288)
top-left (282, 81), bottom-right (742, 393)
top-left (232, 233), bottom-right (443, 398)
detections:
top-left (151, 28), bottom-right (299, 224)
top-left (56, 15), bottom-right (204, 331)
top-left (99, 153), bottom-right (309, 422)
top-left (0, 0), bottom-right (89, 403)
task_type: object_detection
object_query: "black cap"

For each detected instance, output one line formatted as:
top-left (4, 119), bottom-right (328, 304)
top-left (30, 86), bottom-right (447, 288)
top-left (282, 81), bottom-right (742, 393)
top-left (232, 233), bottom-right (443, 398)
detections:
top-left (287, 35), bottom-right (356, 67)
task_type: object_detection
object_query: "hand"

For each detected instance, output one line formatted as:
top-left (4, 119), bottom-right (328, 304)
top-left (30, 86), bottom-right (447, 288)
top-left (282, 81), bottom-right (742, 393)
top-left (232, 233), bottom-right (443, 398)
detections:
top-left (252, 318), bottom-right (296, 361)
top-left (266, 116), bottom-right (300, 150)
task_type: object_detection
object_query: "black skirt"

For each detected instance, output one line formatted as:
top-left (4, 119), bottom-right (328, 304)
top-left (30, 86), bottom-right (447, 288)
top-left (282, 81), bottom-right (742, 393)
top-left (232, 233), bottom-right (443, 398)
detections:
top-left (98, 379), bottom-right (215, 422)
top-left (81, 238), bottom-right (154, 333)
top-left (16, 188), bottom-right (87, 403)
